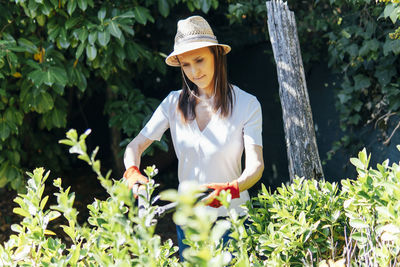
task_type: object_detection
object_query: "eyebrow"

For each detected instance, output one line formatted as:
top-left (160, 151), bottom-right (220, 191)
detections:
top-left (178, 55), bottom-right (203, 64)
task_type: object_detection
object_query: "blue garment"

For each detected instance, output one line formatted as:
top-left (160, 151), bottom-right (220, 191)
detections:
top-left (176, 219), bottom-right (250, 262)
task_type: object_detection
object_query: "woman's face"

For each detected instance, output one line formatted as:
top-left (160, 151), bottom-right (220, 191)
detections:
top-left (178, 47), bottom-right (215, 94)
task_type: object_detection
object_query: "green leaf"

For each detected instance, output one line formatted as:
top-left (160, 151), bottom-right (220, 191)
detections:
top-left (390, 6), bottom-right (400, 24)
top-left (78, 29), bottom-right (88, 42)
top-left (44, 70), bottom-right (56, 86)
top-left (0, 121), bottom-right (10, 141)
top-left (134, 6), bottom-right (151, 25)
top-left (359, 39), bottom-right (380, 56)
top-left (374, 66), bottom-right (395, 87)
top-left (35, 91), bottom-right (54, 113)
top-left (13, 207), bottom-right (30, 217)
top-left (97, 30), bottom-right (110, 47)
top-left (340, 29), bottom-right (351, 39)
top-left (51, 108), bottom-right (67, 128)
top-left (98, 7), bottom-right (106, 22)
top-left (353, 74), bottom-right (371, 90)
top-left (383, 39), bottom-right (400, 55)
top-left (0, 176), bottom-right (7, 188)
top-left (351, 232), bottom-right (367, 243)
top-left (40, 196), bottom-right (49, 210)
top-left (72, 67), bottom-right (87, 92)
top-left (350, 157), bottom-right (364, 169)
top-left (10, 224), bottom-right (23, 233)
top-left (66, 129), bottom-right (78, 141)
top-left (48, 25), bottom-right (61, 41)
top-left (109, 21), bottom-right (122, 39)
top-left (120, 24), bottom-right (134, 36)
top-left (158, 0), bottom-right (169, 17)
top-left (18, 38), bottom-right (38, 53)
top-left (338, 92), bottom-right (351, 104)
top-left (50, 67), bottom-right (68, 87)
top-left (349, 219), bottom-right (369, 229)
top-left (28, 69), bottom-right (46, 87)
top-left (65, 17), bottom-right (80, 29)
top-left (384, 3), bottom-right (396, 18)
top-left (59, 139), bottom-right (74, 146)
top-left (126, 42), bottom-right (140, 61)
top-left (118, 11), bottom-right (135, 19)
top-left (86, 45), bottom-right (97, 61)
top-left (69, 242), bottom-right (81, 265)
top-left (76, 41), bottom-right (85, 59)
top-left (77, 0), bottom-right (87, 11)
top-left (61, 225), bottom-right (76, 240)
top-left (201, 0), bottom-right (211, 13)
top-left (67, 0), bottom-right (77, 15)
top-left (88, 31), bottom-right (97, 45)
top-left (5, 108), bottom-right (23, 126)
top-left (358, 148), bottom-right (367, 165)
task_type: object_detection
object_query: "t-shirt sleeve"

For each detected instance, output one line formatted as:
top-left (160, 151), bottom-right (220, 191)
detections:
top-left (243, 97), bottom-right (263, 147)
top-left (140, 92), bottom-right (174, 141)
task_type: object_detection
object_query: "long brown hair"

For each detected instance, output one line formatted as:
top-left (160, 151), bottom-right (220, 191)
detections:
top-left (177, 46), bottom-right (234, 122)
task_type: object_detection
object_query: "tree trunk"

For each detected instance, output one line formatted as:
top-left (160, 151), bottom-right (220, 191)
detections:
top-left (266, 0), bottom-right (324, 181)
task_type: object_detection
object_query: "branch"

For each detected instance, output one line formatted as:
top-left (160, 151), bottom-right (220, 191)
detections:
top-left (383, 120), bottom-right (400, 146)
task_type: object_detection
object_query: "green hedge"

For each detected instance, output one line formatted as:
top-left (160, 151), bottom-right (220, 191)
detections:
top-left (0, 130), bottom-right (399, 266)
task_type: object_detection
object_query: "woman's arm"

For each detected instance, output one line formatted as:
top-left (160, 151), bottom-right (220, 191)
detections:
top-left (124, 133), bottom-right (154, 169)
top-left (204, 144), bottom-right (264, 207)
top-left (237, 144), bottom-right (264, 192)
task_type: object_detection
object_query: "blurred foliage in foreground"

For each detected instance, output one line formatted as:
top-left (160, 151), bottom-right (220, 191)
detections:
top-left (0, 129), bottom-right (399, 266)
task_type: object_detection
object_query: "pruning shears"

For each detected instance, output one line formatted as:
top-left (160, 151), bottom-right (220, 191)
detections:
top-left (137, 187), bottom-right (214, 220)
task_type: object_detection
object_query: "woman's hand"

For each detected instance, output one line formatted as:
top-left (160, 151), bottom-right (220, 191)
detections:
top-left (123, 166), bottom-right (148, 198)
top-left (203, 181), bottom-right (240, 208)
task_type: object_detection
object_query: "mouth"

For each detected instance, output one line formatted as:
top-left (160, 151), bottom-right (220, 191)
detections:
top-left (194, 75), bottom-right (205, 80)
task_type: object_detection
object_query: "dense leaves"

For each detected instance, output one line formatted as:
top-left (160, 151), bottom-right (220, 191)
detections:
top-left (0, 0), bottom-right (220, 190)
top-left (246, 147), bottom-right (400, 266)
top-left (1, 131), bottom-right (400, 266)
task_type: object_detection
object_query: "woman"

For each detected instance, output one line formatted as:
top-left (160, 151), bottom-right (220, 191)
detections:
top-left (123, 15), bottom-right (264, 259)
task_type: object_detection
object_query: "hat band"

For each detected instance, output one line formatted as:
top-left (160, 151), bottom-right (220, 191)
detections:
top-left (174, 34), bottom-right (218, 49)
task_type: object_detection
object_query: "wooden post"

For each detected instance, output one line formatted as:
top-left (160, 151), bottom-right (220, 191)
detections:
top-left (266, 0), bottom-right (324, 181)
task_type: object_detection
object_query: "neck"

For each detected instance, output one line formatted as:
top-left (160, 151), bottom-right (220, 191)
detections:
top-left (197, 87), bottom-right (215, 99)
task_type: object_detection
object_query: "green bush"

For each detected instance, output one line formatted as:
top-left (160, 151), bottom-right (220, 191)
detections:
top-left (246, 178), bottom-right (345, 266)
top-left (342, 147), bottom-right (400, 266)
top-left (246, 147), bottom-right (400, 266)
top-left (1, 130), bottom-right (399, 266)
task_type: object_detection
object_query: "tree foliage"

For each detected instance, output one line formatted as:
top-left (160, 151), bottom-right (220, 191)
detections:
top-left (227, 0), bottom-right (400, 151)
top-left (0, 0), bottom-right (220, 190)
top-left (2, 0), bottom-right (399, 190)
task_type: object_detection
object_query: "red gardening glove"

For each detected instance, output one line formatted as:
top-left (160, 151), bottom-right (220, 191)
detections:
top-left (123, 166), bottom-right (148, 198)
top-left (205, 181), bottom-right (240, 208)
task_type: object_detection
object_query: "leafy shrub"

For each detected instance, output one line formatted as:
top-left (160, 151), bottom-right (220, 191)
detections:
top-left (0, 129), bottom-right (179, 266)
top-left (1, 129), bottom-right (399, 266)
top-left (246, 147), bottom-right (400, 266)
top-left (342, 147), bottom-right (400, 266)
top-left (0, 129), bottom-right (249, 266)
top-left (246, 178), bottom-right (345, 266)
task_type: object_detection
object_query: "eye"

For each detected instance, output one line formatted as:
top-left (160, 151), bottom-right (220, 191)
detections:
top-left (196, 58), bottom-right (203, 63)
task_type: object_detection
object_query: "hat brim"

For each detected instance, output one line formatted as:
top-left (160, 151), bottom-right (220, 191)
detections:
top-left (165, 42), bottom-right (231, 67)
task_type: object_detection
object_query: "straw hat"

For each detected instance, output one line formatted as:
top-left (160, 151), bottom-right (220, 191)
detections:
top-left (165, 16), bottom-right (231, 67)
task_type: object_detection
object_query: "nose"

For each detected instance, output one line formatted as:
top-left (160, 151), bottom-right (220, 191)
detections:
top-left (191, 65), bottom-right (200, 77)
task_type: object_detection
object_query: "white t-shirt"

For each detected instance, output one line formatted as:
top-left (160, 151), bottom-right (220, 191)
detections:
top-left (140, 85), bottom-right (263, 216)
